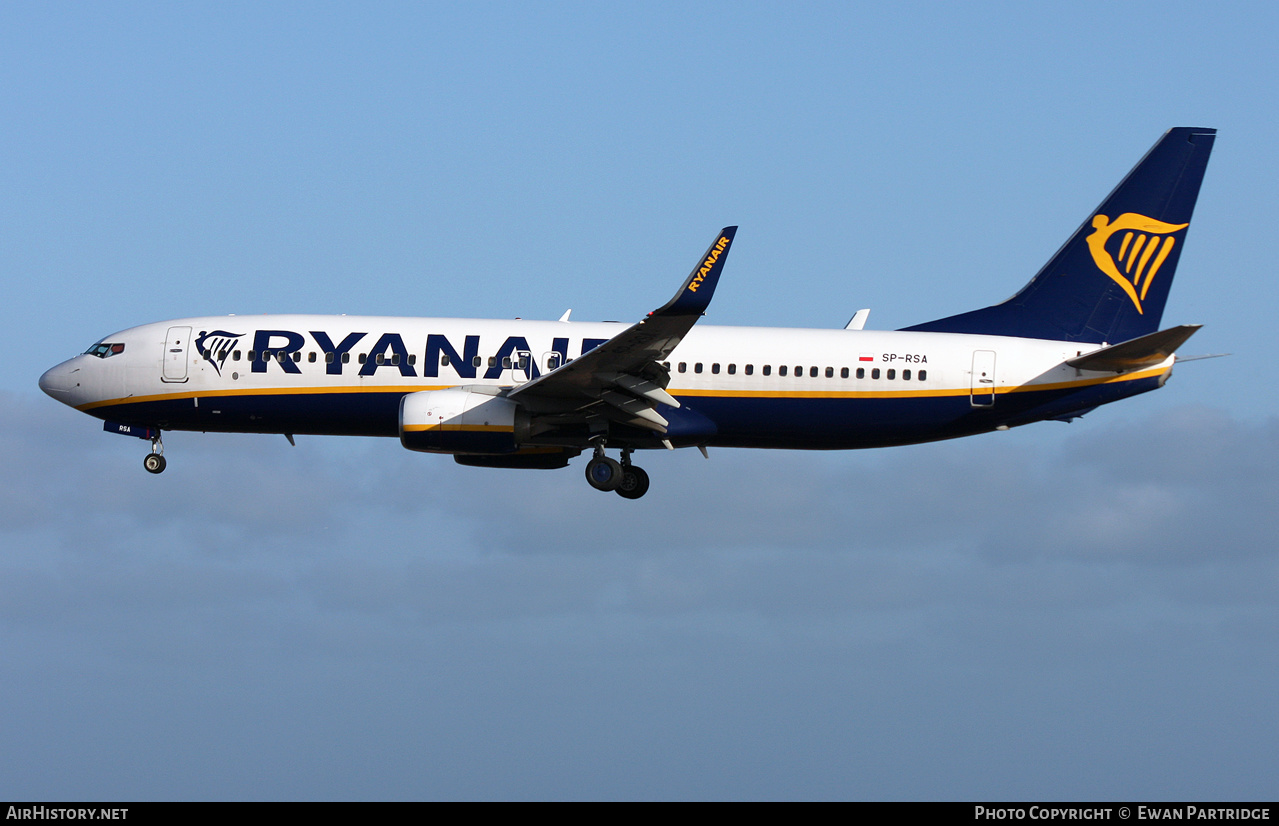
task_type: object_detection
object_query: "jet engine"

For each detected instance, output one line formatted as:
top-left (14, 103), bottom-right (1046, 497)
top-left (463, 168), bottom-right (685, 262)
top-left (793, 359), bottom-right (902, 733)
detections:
top-left (399, 388), bottom-right (528, 454)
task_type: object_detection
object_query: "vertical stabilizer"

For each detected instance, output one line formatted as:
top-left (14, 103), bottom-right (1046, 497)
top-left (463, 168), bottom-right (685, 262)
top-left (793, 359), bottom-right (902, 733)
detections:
top-left (902, 128), bottom-right (1215, 343)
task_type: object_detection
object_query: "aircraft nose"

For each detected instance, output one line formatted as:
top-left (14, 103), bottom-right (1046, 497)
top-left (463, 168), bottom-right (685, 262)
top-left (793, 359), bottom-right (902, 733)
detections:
top-left (39, 361), bottom-right (77, 398)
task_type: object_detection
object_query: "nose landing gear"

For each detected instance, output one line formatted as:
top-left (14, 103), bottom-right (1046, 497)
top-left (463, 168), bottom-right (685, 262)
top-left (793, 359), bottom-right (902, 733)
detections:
top-left (143, 433), bottom-right (166, 474)
top-left (584, 443), bottom-right (649, 499)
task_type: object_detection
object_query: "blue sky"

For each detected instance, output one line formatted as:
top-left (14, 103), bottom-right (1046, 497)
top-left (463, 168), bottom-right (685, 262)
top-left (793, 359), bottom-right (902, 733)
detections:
top-left (3, 2), bottom-right (1276, 800)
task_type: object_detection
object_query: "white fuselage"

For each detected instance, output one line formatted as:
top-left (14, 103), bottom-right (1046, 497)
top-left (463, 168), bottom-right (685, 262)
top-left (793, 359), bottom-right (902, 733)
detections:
top-left (41, 314), bottom-right (1171, 450)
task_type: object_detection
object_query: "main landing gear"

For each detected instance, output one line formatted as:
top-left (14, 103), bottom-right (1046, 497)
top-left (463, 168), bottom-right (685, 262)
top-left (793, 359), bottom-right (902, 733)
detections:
top-left (143, 432), bottom-right (166, 474)
top-left (584, 444), bottom-right (650, 499)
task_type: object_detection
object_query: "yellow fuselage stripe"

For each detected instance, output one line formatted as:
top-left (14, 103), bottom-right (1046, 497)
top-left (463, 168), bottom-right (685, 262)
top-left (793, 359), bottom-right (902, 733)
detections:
top-left (402, 424), bottom-right (513, 433)
top-left (77, 366), bottom-right (1167, 412)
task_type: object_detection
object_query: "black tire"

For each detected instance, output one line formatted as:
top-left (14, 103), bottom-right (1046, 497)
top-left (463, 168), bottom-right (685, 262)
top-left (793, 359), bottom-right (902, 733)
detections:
top-left (615, 466), bottom-right (650, 499)
top-left (585, 456), bottom-right (623, 491)
top-left (143, 454), bottom-right (167, 474)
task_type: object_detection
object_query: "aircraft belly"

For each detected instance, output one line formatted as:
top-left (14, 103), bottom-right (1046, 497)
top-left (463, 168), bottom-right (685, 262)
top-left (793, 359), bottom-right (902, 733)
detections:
top-left (84, 390), bottom-right (405, 437)
top-left (688, 394), bottom-right (981, 449)
top-left (686, 375), bottom-right (1162, 449)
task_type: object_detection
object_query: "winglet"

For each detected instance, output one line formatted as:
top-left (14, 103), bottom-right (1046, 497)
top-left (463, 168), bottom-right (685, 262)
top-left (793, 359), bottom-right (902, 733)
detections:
top-left (652, 227), bottom-right (738, 317)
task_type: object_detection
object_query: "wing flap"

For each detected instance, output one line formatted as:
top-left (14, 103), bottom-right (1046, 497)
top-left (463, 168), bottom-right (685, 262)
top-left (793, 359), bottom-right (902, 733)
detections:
top-left (600, 390), bottom-right (669, 432)
top-left (605, 372), bottom-right (680, 408)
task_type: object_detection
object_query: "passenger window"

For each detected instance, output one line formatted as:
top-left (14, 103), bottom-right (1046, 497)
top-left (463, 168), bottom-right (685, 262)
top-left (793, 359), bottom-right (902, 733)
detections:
top-left (293, 352), bottom-right (302, 363)
top-left (342, 353), bottom-right (350, 364)
top-left (872, 368), bottom-right (880, 379)
top-left (472, 356), bottom-right (482, 367)
top-left (502, 357), bottom-right (512, 369)
top-left (409, 355), bottom-right (416, 365)
top-left (548, 354), bottom-right (562, 369)
top-left (441, 354), bottom-right (450, 367)
top-left (810, 366), bottom-right (819, 378)
top-left (308, 352), bottom-right (316, 363)
top-left (488, 357), bottom-right (497, 368)
top-left (918, 369), bottom-right (927, 381)
top-left (247, 350), bottom-right (256, 362)
top-left (711, 363), bottom-right (720, 374)
top-left (728, 364), bottom-right (736, 375)
top-left (903, 369), bottom-right (911, 380)
top-left (887, 369), bottom-right (895, 380)
top-left (841, 367), bottom-right (849, 378)
top-left (391, 354), bottom-right (400, 365)
top-left (825, 367), bottom-right (833, 378)
top-left (779, 365), bottom-right (787, 377)
top-left (763, 365), bottom-right (771, 376)
top-left (695, 363), bottom-right (703, 374)
top-left (325, 352), bottom-right (334, 364)
top-left (745, 364), bottom-right (753, 376)
top-left (856, 367), bottom-right (864, 379)
top-left (795, 366), bottom-right (802, 377)
top-left (678, 362), bottom-right (687, 373)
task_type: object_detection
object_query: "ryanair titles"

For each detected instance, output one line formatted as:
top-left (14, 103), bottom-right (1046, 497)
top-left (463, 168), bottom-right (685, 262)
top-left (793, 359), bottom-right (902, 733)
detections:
top-left (198, 328), bottom-right (610, 380)
top-left (686, 235), bottom-right (732, 293)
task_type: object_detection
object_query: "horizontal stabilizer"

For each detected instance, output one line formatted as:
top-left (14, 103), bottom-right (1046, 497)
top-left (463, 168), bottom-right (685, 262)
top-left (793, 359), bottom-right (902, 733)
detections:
top-left (1066, 324), bottom-right (1201, 373)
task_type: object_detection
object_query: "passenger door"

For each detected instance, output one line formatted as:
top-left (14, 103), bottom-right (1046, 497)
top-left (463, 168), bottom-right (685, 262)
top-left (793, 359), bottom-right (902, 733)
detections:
top-left (162, 326), bottom-right (192, 383)
top-left (970, 350), bottom-right (995, 407)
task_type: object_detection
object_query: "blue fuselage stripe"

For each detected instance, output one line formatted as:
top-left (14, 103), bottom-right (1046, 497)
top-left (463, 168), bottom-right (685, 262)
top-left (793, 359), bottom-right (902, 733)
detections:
top-left (85, 376), bottom-right (1162, 449)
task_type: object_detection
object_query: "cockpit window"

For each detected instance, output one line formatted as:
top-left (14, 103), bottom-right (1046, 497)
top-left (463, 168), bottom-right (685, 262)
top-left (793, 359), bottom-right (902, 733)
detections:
top-left (84, 342), bottom-right (125, 359)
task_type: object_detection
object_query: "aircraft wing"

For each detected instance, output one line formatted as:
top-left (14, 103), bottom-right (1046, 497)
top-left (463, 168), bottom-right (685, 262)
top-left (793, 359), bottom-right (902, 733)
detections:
top-left (506, 227), bottom-right (737, 433)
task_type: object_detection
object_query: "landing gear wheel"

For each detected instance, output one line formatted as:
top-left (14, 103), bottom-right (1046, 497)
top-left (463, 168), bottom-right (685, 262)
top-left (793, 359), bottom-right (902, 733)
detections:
top-left (143, 454), bottom-right (167, 474)
top-left (615, 465), bottom-right (650, 499)
top-left (585, 456), bottom-right (623, 491)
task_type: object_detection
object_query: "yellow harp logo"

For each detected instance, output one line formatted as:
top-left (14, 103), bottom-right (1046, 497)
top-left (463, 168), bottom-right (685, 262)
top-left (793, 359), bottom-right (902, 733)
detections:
top-left (1085, 213), bottom-right (1188, 314)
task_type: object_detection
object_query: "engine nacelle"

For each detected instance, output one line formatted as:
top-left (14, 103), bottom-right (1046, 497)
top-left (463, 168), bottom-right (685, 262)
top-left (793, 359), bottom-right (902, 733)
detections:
top-left (454, 448), bottom-right (580, 469)
top-left (400, 388), bottom-right (526, 454)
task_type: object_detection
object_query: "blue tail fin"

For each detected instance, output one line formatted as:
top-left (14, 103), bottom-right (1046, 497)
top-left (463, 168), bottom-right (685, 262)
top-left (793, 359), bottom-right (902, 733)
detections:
top-left (902, 127), bottom-right (1215, 344)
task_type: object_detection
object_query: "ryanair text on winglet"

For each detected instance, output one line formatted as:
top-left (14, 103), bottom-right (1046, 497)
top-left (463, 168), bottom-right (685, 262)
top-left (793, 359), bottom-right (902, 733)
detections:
top-left (686, 235), bottom-right (732, 292)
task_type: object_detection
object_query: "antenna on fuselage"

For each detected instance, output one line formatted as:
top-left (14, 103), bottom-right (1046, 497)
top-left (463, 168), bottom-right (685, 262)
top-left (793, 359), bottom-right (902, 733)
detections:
top-left (844, 309), bottom-right (870, 330)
